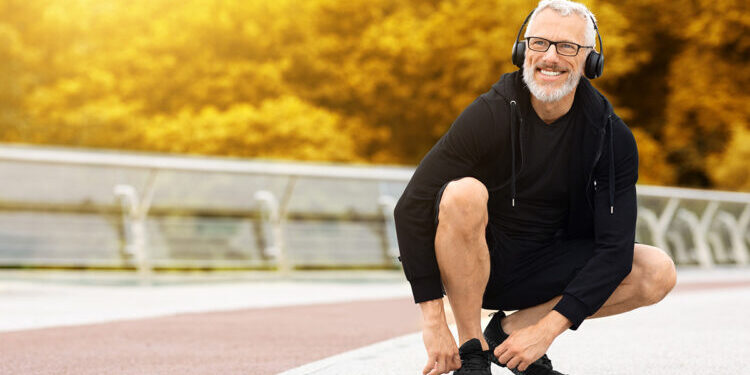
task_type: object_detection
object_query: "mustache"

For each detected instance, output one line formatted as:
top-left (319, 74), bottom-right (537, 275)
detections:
top-left (534, 63), bottom-right (567, 71)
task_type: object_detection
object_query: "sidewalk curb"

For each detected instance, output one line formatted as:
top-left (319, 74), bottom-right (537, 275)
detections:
top-left (277, 331), bottom-right (423, 375)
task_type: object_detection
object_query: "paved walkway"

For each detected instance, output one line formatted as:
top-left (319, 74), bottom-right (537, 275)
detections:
top-left (0, 270), bottom-right (418, 374)
top-left (280, 285), bottom-right (750, 374)
top-left (0, 270), bottom-right (412, 332)
top-left (1, 268), bottom-right (749, 374)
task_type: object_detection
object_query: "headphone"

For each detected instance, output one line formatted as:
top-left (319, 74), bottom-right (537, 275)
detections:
top-left (511, 10), bottom-right (604, 79)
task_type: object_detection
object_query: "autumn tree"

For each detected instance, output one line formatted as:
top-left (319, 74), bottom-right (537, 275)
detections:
top-left (0, 0), bottom-right (747, 190)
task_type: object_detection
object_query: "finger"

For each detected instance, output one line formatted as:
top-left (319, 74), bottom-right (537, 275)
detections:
top-left (506, 355), bottom-right (521, 370)
top-left (423, 357), bottom-right (435, 375)
top-left (518, 360), bottom-right (530, 372)
top-left (451, 353), bottom-right (462, 370)
top-left (497, 350), bottom-right (513, 365)
top-left (494, 343), bottom-right (507, 358)
top-left (497, 340), bottom-right (508, 352)
top-left (436, 356), bottom-right (447, 374)
top-left (447, 356), bottom-right (459, 371)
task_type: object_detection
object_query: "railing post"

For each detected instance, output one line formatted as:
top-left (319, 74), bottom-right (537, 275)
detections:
top-left (113, 170), bottom-right (157, 284)
top-left (675, 201), bottom-right (719, 267)
top-left (735, 204), bottom-right (750, 265)
top-left (638, 197), bottom-right (681, 262)
top-left (254, 176), bottom-right (297, 274)
top-left (254, 190), bottom-right (285, 271)
top-left (638, 208), bottom-right (668, 258)
top-left (700, 201), bottom-right (720, 265)
top-left (115, 185), bottom-right (136, 260)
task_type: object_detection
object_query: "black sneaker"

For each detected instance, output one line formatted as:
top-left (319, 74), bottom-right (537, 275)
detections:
top-left (453, 338), bottom-right (491, 374)
top-left (483, 311), bottom-right (567, 375)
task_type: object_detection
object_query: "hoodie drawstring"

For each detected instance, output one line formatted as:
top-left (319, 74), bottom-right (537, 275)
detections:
top-left (509, 100), bottom-right (518, 207)
top-left (508, 99), bottom-right (613, 215)
top-left (607, 116), bottom-right (615, 215)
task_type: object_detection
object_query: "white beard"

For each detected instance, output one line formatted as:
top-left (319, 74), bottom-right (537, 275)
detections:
top-left (522, 61), bottom-right (581, 103)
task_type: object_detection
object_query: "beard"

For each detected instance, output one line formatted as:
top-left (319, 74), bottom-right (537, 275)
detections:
top-left (522, 60), bottom-right (581, 103)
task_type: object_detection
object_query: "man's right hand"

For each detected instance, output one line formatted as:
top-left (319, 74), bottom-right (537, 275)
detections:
top-left (420, 299), bottom-right (461, 375)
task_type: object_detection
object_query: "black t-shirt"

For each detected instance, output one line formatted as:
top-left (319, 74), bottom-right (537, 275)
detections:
top-left (490, 104), bottom-right (579, 249)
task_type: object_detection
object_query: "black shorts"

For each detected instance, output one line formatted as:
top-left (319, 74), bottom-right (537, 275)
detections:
top-left (480, 225), bottom-right (595, 311)
top-left (435, 180), bottom-right (595, 311)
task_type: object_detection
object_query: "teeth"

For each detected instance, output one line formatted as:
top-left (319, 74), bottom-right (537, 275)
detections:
top-left (540, 69), bottom-right (562, 76)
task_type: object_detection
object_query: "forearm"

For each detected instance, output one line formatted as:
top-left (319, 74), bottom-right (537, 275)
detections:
top-left (419, 298), bottom-right (448, 328)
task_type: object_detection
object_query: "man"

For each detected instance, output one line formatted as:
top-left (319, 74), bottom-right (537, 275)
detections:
top-left (392, 1), bottom-right (677, 374)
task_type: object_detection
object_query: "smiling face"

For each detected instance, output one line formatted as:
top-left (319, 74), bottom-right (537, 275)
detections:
top-left (522, 8), bottom-right (589, 103)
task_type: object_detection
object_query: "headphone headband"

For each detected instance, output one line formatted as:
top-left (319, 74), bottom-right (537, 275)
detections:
top-left (515, 10), bottom-right (535, 45)
top-left (592, 16), bottom-right (603, 56)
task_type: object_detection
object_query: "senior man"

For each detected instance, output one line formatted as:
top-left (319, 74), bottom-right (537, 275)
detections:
top-left (393, 1), bottom-right (677, 374)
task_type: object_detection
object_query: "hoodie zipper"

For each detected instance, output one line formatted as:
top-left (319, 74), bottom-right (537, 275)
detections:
top-left (518, 111), bottom-right (526, 178)
top-left (585, 114), bottom-right (612, 210)
top-left (509, 100), bottom-right (527, 178)
top-left (488, 98), bottom-right (525, 193)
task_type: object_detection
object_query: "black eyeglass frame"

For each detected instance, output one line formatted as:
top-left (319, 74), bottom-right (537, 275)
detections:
top-left (524, 36), bottom-right (594, 57)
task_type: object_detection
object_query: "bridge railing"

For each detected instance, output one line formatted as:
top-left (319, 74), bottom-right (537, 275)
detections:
top-left (0, 144), bottom-right (748, 276)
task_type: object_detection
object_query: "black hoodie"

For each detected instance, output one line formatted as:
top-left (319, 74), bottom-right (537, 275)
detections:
top-left (393, 70), bottom-right (638, 329)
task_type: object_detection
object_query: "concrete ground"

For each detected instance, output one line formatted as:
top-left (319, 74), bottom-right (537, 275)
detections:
top-left (280, 284), bottom-right (750, 375)
top-left (1, 267), bottom-right (749, 374)
top-left (0, 270), bottom-right (412, 332)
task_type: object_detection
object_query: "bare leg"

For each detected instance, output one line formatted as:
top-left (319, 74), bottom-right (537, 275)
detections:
top-left (500, 244), bottom-right (677, 333)
top-left (435, 177), bottom-right (491, 350)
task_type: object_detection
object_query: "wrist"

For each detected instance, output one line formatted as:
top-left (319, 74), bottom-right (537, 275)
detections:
top-left (419, 298), bottom-right (446, 327)
top-left (536, 310), bottom-right (572, 340)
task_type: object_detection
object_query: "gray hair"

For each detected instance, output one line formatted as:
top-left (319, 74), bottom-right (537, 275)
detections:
top-left (523, 0), bottom-right (597, 47)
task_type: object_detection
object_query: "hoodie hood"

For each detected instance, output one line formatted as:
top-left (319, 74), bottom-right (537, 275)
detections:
top-left (489, 70), bottom-right (617, 215)
top-left (490, 69), bottom-right (612, 127)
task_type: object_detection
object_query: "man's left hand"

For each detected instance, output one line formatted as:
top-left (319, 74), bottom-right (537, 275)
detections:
top-left (493, 324), bottom-right (554, 371)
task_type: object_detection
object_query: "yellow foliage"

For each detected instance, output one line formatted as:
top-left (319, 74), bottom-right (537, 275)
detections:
top-left (661, 38), bottom-right (749, 188)
top-left (708, 126), bottom-right (750, 192)
top-left (142, 96), bottom-right (387, 162)
top-left (0, 0), bottom-right (747, 190)
top-left (631, 128), bottom-right (675, 186)
top-left (707, 125), bottom-right (750, 192)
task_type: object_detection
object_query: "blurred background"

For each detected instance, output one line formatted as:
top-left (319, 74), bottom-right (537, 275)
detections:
top-left (0, 0), bottom-right (748, 272)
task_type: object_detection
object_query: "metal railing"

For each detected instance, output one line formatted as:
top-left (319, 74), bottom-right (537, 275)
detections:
top-left (635, 186), bottom-right (750, 266)
top-left (0, 144), bottom-right (748, 275)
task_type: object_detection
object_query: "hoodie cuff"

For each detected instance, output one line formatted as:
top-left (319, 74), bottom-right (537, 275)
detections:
top-left (553, 294), bottom-right (590, 330)
top-left (409, 275), bottom-right (445, 303)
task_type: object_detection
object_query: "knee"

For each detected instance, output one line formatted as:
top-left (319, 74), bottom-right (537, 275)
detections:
top-left (637, 246), bottom-right (677, 306)
top-left (438, 177), bottom-right (488, 231)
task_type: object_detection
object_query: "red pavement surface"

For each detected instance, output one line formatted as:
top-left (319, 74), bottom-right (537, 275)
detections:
top-left (1, 280), bottom-right (749, 375)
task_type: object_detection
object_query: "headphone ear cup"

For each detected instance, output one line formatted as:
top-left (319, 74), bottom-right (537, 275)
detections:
top-left (512, 41), bottom-right (526, 69)
top-left (585, 51), bottom-right (604, 79)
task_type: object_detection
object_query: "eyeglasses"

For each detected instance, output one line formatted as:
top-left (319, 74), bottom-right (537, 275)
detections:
top-left (525, 36), bottom-right (593, 57)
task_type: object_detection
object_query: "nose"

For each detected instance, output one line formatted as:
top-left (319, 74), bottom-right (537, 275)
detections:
top-left (541, 45), bottom-right (560, 63)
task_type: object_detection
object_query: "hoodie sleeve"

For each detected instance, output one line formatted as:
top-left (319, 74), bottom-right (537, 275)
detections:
top-left (394, 97), bottom-right (499, 303)
top-left (553, 115), bottom-right (639, 329)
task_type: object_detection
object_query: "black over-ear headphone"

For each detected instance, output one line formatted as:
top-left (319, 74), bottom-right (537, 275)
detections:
top-left (511, 10), bottom-right (604, 79)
